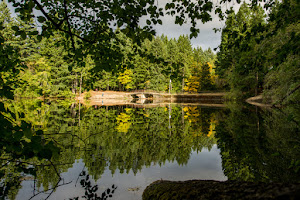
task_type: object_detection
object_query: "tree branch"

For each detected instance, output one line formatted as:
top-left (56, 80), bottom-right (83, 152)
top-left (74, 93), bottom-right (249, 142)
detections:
top-left (29, 180), bottom-right (72, 200)
top-left (32, 0), bottom-right (95, 44)
top-left (63, 0), bottom-right (76, 50)
top-left (68, 14), bottom-right (98, 24)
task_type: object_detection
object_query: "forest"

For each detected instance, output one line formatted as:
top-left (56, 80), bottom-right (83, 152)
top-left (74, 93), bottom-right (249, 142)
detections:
top-left (0, 0), bottom-right (298, 104)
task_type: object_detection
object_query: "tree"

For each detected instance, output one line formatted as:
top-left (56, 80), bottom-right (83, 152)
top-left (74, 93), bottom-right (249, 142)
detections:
top-left (0, 0), bottom-right (20, 98)
top-left (132, 55), bottom-right (151, 90)
top-left (215, 0), bottom-right (299, 102)
top-left (177, 35), bottom-right (193, 91)
top-left (118, 67), bottom-right (133, 91)
top-left (184, 61), bottom-right (201, 93)
top-left (261, 0), bottom-right (300, 104)
top-left (200, 62), bottom-right (213, 90)
top-left (215, 2), bottom-right (267, 98)
top-left (94, 70), bottom-right (117, 91)
top-left (184, 61), bottom-right (215, 93)
top-left (16, 57), bottom-right (52, 97)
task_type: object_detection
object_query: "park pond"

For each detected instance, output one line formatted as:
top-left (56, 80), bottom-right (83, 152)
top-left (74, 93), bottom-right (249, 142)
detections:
top-left (0, 99), bottom-right (299, 200)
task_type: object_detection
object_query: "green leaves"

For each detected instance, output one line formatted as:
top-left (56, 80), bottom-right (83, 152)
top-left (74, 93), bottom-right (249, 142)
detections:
top-left (7, 0), bottom-right (258, 51)
top-left (20, 31), bottom-right (26, 39)
top-left (165, 3), bottom-right (175, 10)
top-left (37, 16), bottom-right (46, 23)
top-left (11, 25), bottom-right (19, 32)
top-left (37, 34), bottom-right (43, 41)
top-left (24, 128), bottom-right (33, 139)
top-left (28, 30), bottom-right (38, 35)
top-left (190, 27), bottom-right (200, 39)
top-left (10, 25), bottom-right (28, 39)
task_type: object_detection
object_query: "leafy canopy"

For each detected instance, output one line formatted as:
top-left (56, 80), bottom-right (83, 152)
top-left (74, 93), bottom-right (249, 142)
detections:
top-left (8, 0), bottom-right (273, 48)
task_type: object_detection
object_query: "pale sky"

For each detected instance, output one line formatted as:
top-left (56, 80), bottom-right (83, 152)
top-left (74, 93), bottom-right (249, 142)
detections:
top-left (150, 15), bottom-right (224, 51)
top-left (146, 0), bottom-right (243, 50)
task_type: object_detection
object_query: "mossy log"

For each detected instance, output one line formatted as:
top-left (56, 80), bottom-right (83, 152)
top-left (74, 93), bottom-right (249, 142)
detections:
top-left (142, 180), bottom-right (300, 200)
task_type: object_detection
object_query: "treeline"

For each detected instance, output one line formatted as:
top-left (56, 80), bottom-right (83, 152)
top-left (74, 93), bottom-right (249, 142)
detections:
top-left (216, 0), bottom-right (299, 104)
top-left (0, 1), bottom-right (217, 98)
top-left (93, 34), bottom-right (217, 93)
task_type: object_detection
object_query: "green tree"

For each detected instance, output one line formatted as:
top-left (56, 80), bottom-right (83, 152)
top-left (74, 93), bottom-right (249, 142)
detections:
top-left (261, 0), bottom-right (300, 104)
top-left (94, 69), bottom-right (117, 91)
top-left (177, 35), bottom-right (193, 91)
top-left (132, 55), bottom-right (151, 90)
top-left (215, 2), bottom-right (266, 98)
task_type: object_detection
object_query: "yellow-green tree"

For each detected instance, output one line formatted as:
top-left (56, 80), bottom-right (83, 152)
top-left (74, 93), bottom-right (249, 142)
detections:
top-left (184, 75), bottom-right (201, 93)
top-left (118, 68), bottom-right (133, 91)
top-left (184, 61), bottom-right (201, 92)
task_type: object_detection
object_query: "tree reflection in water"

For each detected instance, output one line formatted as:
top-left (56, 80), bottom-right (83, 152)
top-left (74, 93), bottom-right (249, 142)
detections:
top-left (0, 99), bottom-right (299, 199)
top-left (215, 103), bottom-right (300, 182)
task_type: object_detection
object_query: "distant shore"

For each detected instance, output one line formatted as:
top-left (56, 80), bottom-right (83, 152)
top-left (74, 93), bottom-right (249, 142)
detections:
top-left (75, 91), bottom-right (227, 106)
top-left (76, 91), bottom-right (227, 100)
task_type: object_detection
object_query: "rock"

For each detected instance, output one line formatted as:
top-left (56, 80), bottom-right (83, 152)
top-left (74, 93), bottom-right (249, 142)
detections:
top-left (142, 180), bottom-right (300, 200)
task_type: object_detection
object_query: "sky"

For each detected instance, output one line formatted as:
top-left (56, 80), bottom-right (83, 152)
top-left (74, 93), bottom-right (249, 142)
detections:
top-left (7, 1), bottom-right (243, 51)
top-left (138, 0), bottom-right (233, 51)
top-left (139, 0), bottom-right (244, 50)
top-left (150, 15), bottom-right (224, 51)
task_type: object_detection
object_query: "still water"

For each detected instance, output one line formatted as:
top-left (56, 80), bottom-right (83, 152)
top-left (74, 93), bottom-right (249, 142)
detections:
top-left (0, 100), bottom-right (299, 200)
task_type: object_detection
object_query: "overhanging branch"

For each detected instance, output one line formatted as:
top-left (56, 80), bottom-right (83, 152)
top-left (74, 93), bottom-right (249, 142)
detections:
top-left (32, 0), bottom-right (95, 44)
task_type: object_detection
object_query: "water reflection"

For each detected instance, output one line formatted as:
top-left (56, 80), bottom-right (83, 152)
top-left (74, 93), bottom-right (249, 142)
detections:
top-left (0, 100), bottom-right (299, 199)
top-left (216, 104), bottom-right (300, 182)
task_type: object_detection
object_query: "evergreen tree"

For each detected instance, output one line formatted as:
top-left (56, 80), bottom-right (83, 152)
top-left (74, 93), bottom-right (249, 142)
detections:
top-left (215, 3), bottom-right (266, 98)
top-left (177, 35), bottom-right (193, 91)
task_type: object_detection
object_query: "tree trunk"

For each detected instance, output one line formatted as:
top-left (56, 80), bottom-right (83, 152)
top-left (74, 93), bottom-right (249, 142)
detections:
top-left (79, 72), bottom-right (83, 97)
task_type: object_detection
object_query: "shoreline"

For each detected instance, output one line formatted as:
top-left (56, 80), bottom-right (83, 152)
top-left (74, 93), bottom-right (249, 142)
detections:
top-left (11, 92), bottom-right (278, 108)
top-left (75, 91), bottom-right (227, 107)
top-left (76, 91), bottom-right (227, 101)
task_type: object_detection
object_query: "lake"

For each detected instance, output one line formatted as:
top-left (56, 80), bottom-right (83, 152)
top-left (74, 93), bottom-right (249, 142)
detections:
top-left (0, 100), bottom-right (299, 200)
